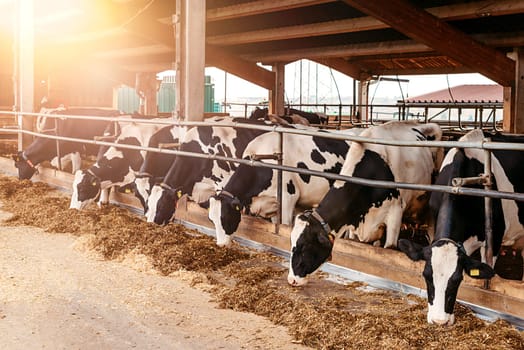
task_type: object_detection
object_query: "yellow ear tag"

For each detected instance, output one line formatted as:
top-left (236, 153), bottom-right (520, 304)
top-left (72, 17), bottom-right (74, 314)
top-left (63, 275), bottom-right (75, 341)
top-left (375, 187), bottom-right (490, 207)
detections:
top-left (92, 182), bottom-right (97, 186)
top-left (125, 188), bottom-right (131, 194)
top-left (469, 269), bottom-right (480, 277)
top-left (235, 206), bottom-right (240, 211)
top-left (177, 190), bottom-right (182, 198)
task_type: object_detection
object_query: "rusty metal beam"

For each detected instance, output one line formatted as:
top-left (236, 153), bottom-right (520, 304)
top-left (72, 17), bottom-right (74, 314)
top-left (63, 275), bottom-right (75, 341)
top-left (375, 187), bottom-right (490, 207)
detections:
top-left (342, 0), bottom-right (515, 86)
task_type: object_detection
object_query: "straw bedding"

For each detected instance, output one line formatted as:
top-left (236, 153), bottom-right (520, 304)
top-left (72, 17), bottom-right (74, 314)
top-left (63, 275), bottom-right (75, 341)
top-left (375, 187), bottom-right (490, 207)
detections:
top-left (0, 174), bottom-right (522, 349)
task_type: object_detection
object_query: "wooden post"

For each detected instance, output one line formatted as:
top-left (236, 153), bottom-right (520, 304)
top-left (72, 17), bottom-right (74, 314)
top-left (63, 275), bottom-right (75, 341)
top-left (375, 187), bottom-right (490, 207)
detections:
top-left (174, 0), bottom-right (205, 121)
top-left (503, 86), bottom-right (514, 132)
top-left (16, 0), bottom-right (35, 150)
top-left (269, 63), bottom-right (285, 116)
top-left (503, 48), bottom-right (524, 133)
top-left (514, 48), bottom-right (524, 133)
top-left (135, 72), bottom-right (158, 116)
top-left (358, 79), bottom-right (370, 123)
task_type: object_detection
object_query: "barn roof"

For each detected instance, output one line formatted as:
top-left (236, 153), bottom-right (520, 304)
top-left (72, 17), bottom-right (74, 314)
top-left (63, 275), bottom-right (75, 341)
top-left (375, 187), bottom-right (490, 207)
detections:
top-left (1, 0), bottom-right (523, 88)
top-left (404, 84), bottom-right (503, 104)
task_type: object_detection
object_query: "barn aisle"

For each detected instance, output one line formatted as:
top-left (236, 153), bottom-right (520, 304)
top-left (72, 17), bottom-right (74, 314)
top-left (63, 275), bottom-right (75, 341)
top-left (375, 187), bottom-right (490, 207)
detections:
top-left (0, 206), bottom-right (309, 350)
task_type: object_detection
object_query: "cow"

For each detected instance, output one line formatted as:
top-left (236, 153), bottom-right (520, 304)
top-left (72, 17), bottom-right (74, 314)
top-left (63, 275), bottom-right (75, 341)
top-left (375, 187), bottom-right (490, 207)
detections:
top-left (133, 124), bottom-right (187, 212)
top-left (145, 119), bottom-right (271, 225)
top-left (398, 128), bottom-right (524, 325)
top-left (70, 120), bottom-right (164, 210)
top-left (13, 108), bottom-right (123, 180)
top-left (249, 107), bottom-right (327, 125)
top-left (208, 128), bottom-right (362, 246)
top-left (287, 121), bottom-right (443, 286)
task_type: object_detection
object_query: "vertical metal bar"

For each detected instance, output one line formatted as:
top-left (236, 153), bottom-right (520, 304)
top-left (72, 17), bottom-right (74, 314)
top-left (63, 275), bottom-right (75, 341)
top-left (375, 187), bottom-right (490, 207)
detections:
top-left (276, 130), bottom-right (283, 235)
top-left (492, 106), bottom-right (497, 130)
top-left (55, 117), bottom-right (62, 170)
top-left (338, 104), bottom-right (342, 129)
top-left (458, 107), bottom-right (463, 130)
top-left (483, 139), bottom-right (493, 289)
top-left (479, 106), bottom-right (484, 129)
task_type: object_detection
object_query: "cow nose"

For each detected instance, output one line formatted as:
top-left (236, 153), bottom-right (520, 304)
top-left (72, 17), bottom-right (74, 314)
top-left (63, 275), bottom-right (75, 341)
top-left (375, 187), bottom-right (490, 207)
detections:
top-left (431, 318), bottom-right (451, 326)
top-left (287, 275), bottom-right (306, 286)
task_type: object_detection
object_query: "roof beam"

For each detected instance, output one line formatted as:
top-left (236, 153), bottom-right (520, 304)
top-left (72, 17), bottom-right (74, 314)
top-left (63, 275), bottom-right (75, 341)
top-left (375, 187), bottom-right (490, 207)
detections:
top-left (342, 0), bottom-right (515, 86)
top-left (309, 57), bottom-right (370, 80)
top-left (208, 0), bottom-right (524, 46)
top-left (244, 31), bottom-right (524, 65)
top-left (206, 45), bottom-right (275, 90)
top-left (206, 0), bottom-right (335, 22)
top-left (373, 66), bottom-right (475, 76)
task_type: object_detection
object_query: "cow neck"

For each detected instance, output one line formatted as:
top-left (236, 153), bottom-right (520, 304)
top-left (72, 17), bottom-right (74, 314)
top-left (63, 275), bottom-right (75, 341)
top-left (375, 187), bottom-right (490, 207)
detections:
top-left (223, 163), bottom-right (270, 206)
top-left (222, 180), bottom-right (247, 206)
top-left (315, 185), bottom-right (354, 233)
top-left (21, 151), bottom-right (37, 169)
top-left (22, 139), bottom-right (54, 165)
top-left (87, 167), bottom-right (102, 180)
top-left (310, 209), bottom-right (333, 237)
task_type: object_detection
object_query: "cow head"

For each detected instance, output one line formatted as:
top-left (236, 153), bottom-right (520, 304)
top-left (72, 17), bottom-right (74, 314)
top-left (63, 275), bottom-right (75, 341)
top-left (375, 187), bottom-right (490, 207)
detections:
top-left (145, 183), bottom-right (180, 225)
top-left (288, 210), bottom-right (335, 286)
top-left (133, 172), bottom-right (159, 213)
top-left (398, 238), bottom-right (494, 325)
top-left (12, 152), bottom-right (38, 180)
top-left (70, 169), bottom-right (101, 210)
top-left (208, 190), bottom-right (243, 246)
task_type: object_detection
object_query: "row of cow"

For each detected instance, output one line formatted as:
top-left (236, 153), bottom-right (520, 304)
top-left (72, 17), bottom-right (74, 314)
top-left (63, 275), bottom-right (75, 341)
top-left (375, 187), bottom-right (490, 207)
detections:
top-left (12, 107), bottom-right (524, 326)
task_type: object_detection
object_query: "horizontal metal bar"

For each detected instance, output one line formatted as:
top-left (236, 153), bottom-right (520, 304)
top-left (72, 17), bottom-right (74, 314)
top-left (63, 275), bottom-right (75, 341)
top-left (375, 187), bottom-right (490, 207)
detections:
top-left (452, 175), bottom-right (488, 187)
top-left (6, 127), bottom-right (524, 203)
top-left (2, 110), bottom-right (524, 151)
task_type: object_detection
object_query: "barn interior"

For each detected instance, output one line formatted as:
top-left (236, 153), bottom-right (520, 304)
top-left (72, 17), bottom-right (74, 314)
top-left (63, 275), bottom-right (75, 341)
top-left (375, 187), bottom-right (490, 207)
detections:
top-left (0, 0), bottom-right (523, 329)
top-left (0, 0), bottom-right (524, 131)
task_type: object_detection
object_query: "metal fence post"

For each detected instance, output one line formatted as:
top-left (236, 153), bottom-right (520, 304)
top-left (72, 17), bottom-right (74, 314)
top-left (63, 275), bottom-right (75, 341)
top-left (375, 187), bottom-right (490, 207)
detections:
top-left (276, 130), bottom-right (283, 235)
top-left (483, 140), bottom-right (493, 289)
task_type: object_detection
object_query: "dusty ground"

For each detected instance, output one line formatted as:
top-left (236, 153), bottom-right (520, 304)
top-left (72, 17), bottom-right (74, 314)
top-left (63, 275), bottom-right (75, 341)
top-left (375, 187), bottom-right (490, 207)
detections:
top-left (0, 208), bottom-right (309, 350)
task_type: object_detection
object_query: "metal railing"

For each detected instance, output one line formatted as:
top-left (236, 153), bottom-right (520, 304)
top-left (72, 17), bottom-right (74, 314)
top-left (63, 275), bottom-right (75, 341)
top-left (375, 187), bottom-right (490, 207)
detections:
top-left (220, 101), bottom-right (504, 131)
top-left (1, 110), bottom-right (524, 283)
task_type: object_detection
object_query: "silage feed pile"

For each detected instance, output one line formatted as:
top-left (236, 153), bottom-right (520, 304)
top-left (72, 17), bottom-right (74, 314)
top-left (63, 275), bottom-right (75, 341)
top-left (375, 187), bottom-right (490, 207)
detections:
top-left (0, 174), bottom-right (522, 350)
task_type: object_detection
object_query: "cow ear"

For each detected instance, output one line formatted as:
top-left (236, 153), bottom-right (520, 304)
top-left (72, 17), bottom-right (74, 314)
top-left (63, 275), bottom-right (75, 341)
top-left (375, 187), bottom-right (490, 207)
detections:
top-left (463, 256), bottom-right (495, 279)
top-left (398, 239), bottom-right (426, 261)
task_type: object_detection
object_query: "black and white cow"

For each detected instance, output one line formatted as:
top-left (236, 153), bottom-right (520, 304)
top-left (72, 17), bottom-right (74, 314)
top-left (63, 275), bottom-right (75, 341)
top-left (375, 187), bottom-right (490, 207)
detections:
top-left (145, 118), bottom-right (270, 225)
top-left (70, 120), bottom-right (163, 210)
top-left (249, 107), bottom-right (327, 125)
top-left (133, 124), bottom-right (187, 212)
top-left (13, 108), bottom-right (122, 180)
top-left (287, 121), bottom-right (443, 286)
top-left (398, 128), bottom-right (524, 325)
top-left (208, 128), bottom-right (362, 246)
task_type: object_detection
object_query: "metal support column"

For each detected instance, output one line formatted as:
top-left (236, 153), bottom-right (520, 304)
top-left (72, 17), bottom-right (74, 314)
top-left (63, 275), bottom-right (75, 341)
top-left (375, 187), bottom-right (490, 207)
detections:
top-left (483, 141), bottom-right (493, 289)
top-left (174, 0), bottom-right (205, 121)
top-left (16, 0), bottom-right (35, 150)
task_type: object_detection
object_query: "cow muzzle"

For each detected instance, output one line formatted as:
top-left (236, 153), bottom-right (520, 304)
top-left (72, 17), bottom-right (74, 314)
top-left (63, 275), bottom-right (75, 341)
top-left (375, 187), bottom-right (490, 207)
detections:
top-left (287, 273), bottom-right (307, 287)
top-left (216, 234), bottom-right (232, 247)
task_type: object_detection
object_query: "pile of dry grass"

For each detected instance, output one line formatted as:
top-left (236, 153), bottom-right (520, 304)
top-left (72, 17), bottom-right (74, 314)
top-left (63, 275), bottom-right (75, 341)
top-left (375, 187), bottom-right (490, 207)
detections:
top-left (0, 174), bottom-right (522, 349)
